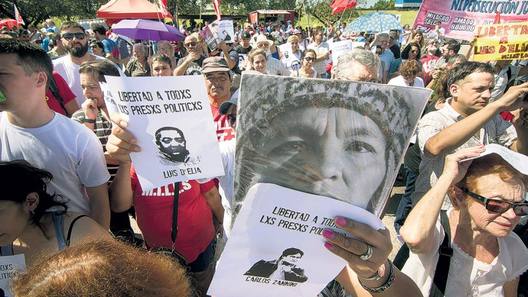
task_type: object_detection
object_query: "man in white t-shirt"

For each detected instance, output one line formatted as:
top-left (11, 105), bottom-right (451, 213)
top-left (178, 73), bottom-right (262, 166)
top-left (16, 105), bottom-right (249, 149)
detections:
top-left (0, 39), bottom-right (111, 228)
top-left (53, 21), bottom-right (121, 106)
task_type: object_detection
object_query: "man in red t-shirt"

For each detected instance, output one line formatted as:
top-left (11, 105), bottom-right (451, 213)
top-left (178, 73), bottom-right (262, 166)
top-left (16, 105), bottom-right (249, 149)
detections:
top-left (202, 57), bottom-right (236, 142)
top-left (108, 144), bottom-right (224, 296)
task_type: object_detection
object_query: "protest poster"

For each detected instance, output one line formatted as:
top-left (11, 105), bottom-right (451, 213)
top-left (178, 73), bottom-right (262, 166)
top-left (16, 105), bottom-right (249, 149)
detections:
top-left (201, 20), bottom-right (235, 51)
top-left (209, 183), bottom-right (385, 297)
top-left (414, 0), bottom-right (528, 41)
top-left (214, 20), bottom-right (235, 43)
top-left (200, 25), bottom-right (218, 51)
top-left (329, 40), bottom-right (365, 64)
top-left (473, 21), bottom-right (528, 61)
top-left (0, 254), bottom-right (26, 297)
top-left (232, 74), bottom-right (431, 218)
top-left (209, 75), bottom-right (430, 296)
top-left (103, 76), bottom-right (224, 191)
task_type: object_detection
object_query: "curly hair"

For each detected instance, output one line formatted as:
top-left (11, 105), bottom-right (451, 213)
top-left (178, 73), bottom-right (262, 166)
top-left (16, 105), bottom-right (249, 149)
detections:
top-left (400, 60), bottom-right (422, 79)
top-left (12, 240), bottom-right (191, 297)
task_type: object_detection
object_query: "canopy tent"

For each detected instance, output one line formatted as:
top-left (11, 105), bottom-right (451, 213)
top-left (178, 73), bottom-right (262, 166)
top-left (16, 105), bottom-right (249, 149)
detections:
top-left (96, 0), bottom-right (172, 25)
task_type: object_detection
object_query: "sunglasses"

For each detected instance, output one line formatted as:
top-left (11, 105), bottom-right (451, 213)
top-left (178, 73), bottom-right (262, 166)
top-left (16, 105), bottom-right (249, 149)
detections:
top-left (461, 188), bottom-right (528, 216)
top-left (62, 32), bottom-right (86, 41)
top-left (161, 137), bottom-right (185, 146)
top-left (304, 57), bottom-right (315, 62)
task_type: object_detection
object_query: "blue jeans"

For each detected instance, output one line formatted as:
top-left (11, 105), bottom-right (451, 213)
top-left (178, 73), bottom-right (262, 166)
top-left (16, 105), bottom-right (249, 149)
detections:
top-left (394, 166), bottom-right (418, 234)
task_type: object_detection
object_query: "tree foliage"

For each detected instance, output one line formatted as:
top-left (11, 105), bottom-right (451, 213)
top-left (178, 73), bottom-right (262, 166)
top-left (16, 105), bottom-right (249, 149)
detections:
top-left (298, 0), bottom-right (358, 27)
top-left (0, 0), bottom-right (103, 26)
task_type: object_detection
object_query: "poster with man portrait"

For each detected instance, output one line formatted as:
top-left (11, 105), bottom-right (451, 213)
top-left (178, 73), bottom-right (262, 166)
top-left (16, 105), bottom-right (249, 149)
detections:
top-left (103, 75), bottom-right (224, 191)
top-left (209, 74), bottom-right (431, 296)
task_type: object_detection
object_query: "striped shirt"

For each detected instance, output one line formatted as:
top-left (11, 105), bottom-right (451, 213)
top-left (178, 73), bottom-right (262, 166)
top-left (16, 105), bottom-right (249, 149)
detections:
top-left (72, 110), bottom-right (119, 181)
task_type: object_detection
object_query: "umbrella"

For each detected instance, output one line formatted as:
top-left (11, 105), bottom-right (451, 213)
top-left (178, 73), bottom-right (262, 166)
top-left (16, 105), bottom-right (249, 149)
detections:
top-left (0, 19), bottom-right (18, 30)
top-left (111, 19), bottom-right (184, 41)
top-left (344, 12), bottom-right (402, 33)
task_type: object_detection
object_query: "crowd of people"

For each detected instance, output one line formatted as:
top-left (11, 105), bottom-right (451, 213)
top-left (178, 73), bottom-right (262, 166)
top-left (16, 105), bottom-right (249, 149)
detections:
top-left (0, 14), bottom-right (528, 297)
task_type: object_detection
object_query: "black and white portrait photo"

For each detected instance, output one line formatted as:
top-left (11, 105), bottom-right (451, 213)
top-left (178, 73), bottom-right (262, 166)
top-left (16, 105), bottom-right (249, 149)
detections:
top-left (244, 248), bottom-right (308, 283)
top-left (155, 126), bottom-right (197, 165)
top-left (235, 74), bottom-right (430, 216)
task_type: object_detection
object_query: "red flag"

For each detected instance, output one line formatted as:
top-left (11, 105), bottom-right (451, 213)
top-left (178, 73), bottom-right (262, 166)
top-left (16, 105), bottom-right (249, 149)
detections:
top-left (330, 0), bottom-right (357, 15)
top-left (213, 0), bottom-right (221, 21)
top-left (14, 4), bottom-right (25, 26)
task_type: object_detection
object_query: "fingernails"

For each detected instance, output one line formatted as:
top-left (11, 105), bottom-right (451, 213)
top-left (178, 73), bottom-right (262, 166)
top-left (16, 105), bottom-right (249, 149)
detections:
top-left (119, 120), bottom-right (128, 128)
top-left (335, 216), bottom-right (347, 227)
top-left (322, 229), bottom-right (335, 240)
top-left (133, 145), bottom-right (141, 152)
top-left (324, 242), bottom-right (333, 250)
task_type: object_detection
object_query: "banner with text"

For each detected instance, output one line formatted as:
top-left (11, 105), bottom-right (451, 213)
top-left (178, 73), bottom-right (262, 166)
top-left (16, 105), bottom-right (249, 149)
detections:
top-left (473, 21), bottom-right (528, 61)
top-left (103, 76), bottom-right (224, 191)
top-left (414, 0), bottom-right (528, 41)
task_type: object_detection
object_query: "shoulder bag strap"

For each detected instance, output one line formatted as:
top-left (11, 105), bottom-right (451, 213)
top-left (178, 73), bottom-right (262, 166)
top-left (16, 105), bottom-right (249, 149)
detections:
top-left (171, 182), bottom-right (181, 243)
top-left (66, 215), bottom-right (88, 247)
top-left (430, 210), bottom-right (453, 296)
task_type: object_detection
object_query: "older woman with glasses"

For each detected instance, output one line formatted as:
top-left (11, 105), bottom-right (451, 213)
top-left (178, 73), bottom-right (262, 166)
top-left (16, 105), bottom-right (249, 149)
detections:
top-left (401, 146), bottom-right (528, 297)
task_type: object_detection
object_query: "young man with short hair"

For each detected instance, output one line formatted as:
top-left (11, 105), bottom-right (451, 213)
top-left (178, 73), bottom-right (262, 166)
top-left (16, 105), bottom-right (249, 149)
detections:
top-left (413, 62), bottom-right (528, 208)
top-left (0, 39), bottom-right (111, 228)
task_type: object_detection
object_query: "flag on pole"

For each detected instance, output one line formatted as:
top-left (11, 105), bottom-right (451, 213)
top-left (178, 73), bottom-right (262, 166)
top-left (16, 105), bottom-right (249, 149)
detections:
top-left (213, 0), bottom-right (221, 21)
top-left (330, 0), bottom-right (357, 15)
top-left (14, 4), bottom-right (25, 26)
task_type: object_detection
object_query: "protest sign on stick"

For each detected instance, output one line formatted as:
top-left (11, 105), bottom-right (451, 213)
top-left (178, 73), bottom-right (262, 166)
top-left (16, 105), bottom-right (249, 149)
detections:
top-left (209, 74), bottom-right (431, 297)
top-left (103, 76), bottom-right (224, 191)
top-left (473, 21), bottom-right (528, 61)
top-left (414, 0), bottom-right (528, 41)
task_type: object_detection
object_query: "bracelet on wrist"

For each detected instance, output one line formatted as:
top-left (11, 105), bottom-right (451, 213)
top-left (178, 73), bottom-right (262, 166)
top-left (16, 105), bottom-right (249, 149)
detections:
top-left (83, 118), bottom-right (96, 124)
top-left (361, 260), bottom-right (389, 281)
top-left (358, 260), bottom-right (395, 293)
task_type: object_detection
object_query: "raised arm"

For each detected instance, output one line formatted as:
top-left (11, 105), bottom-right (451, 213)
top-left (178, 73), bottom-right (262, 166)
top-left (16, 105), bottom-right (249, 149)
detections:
top-left (106, 113), bottom-right (139, 213)
top-left (425, 82), bottom-right (528, 156)
top-left (400, 146), bottom-right (484, 253)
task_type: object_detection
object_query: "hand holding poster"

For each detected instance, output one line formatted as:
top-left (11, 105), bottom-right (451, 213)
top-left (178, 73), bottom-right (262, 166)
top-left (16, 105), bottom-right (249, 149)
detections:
top-left (210, 74), bottom-right (431, 296)
top-left (103, 76), bottom-right (224, 191)
top-left (473, 21), bottom-right (528, 61)
top-left (209, 183), bottom-right (385, 297)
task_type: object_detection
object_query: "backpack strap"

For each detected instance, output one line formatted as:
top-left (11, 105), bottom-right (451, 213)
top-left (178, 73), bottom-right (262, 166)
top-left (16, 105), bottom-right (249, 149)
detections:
top-left (171, 182), bottom-right (181, 243)
top-left (66, 215), bottom-right (88, 247)
top-left (430, 210), bottom-right (453, 296)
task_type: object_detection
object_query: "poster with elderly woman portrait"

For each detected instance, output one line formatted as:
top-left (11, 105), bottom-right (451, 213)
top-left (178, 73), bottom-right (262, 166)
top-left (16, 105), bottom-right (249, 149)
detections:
top-left (234, 74), bottom-right (431, 217)
top-left (209, 74), bottom-right (431, 297)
